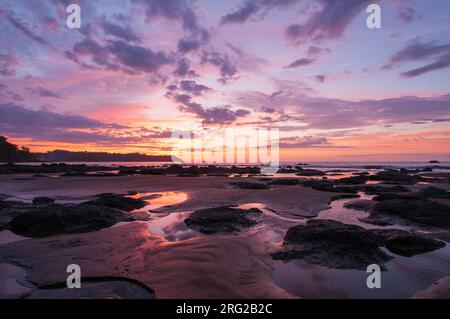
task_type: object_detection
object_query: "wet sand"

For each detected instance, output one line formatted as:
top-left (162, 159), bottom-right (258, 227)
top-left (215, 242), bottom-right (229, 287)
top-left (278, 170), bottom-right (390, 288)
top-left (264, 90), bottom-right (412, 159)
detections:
top-left (1, 173), bottom-right (450, 299)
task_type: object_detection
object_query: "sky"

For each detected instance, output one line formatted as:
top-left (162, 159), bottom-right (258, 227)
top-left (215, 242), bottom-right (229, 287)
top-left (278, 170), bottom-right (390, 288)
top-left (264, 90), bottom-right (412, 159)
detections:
top-left (0, 0), bottom-right (449, 162)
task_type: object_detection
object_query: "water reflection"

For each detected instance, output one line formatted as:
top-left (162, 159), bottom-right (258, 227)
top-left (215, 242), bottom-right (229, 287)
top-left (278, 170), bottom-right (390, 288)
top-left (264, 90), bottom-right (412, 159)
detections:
top-left (0, 263), bottom-right (33, 298)
top-left (273, 245), bottom-right (450, 299)
top-left (128, 191), bottom-right (188, 212)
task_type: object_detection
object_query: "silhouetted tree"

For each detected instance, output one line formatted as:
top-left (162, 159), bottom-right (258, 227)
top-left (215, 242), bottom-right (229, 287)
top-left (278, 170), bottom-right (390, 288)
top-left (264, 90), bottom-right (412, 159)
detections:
top-left (0, 136), bottom-right (35, 162)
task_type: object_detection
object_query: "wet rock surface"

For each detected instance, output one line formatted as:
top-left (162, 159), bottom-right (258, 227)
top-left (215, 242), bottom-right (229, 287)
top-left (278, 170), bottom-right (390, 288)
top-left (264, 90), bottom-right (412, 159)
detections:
top-left (32, 197), bottom-right (55, 205)
top-left (230, 181), bottom-right (269, 190)
top-left (372, 229), bottom-right (446, 257)
top-left (185, 206), bottom-right (262, 234)
top-left (343, 199), bottom-right (374, 211)
top-left (300, 180), bottom-right (357, 194)
top-left (268, 179), bottom-right (300, 185)
top-left (367, 170), bottom-right (422, 185)
top-left (28, 277), bottom-right (155, 299)
top-left (8, 204), bottom-right (133, 237)
top-left (366, 199), bottom-right (450, 228)
top-left (272, 220), bottom-right (392, 270)
top-left (83, 194), bottom-right (147, 212)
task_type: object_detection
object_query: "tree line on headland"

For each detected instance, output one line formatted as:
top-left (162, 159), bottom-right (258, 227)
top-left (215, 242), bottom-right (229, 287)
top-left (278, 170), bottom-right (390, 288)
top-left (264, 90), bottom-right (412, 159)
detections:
top-left (0, 136), bottom-right (173, 163)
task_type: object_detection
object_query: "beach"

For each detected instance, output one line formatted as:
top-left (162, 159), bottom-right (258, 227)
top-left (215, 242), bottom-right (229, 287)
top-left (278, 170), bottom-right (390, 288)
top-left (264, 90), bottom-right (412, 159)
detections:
top-left (0, 165), bottom-right (450, 299)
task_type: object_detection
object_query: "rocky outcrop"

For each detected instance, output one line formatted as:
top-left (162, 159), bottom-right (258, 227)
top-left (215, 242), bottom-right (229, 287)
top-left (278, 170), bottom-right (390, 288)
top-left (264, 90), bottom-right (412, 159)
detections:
top-left (83, 194), bottom-right (147, 212)
top-left (365, 199), bottom-right (450, 228)
top-left (8, 204), bottom-right (133, 237)
top-left (185, 206), bottom-right (262, 234)
top-left (230, 182), bottom-right (269, 190)
top-left (372, 229), bottom-right (446, 257)
top-left (272, 220), bottom-right (392, 270)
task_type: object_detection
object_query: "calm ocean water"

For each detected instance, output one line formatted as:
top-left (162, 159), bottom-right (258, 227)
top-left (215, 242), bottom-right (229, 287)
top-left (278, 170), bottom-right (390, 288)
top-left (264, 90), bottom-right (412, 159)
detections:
top-left (7, 161), bottom-right (450, 170)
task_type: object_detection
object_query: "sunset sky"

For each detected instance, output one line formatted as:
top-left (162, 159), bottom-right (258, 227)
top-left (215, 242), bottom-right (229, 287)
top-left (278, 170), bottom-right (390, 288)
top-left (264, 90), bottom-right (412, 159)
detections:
top-left (0, 0), bottom-right (449, 161)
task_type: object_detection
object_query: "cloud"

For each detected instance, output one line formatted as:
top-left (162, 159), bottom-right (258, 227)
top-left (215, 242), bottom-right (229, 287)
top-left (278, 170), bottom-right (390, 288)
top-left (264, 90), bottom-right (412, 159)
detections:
top-left (179, 80), bottom-right (212, 96)
top-left (386, 39), bottom-right (450, 77)
top-left (285, 58), bottom-right (315, 68)
top-left (398, 6), bottom-right (421, 24)
top-left (201, 51), bottom-right (239, 84)
top-left (134, 0), bottom-right (210, 53)
top-left (69, 38), bottom-right (173, 74)
top-left (285, 0), bottom-right (371, 43)
top-left (0, 103), bottom-right (110, 130)
top-left (315, 75), bottom-right (326, 82)
top-left (173, 58), bottom-right (198, 77)
top-left (101, 20), bottom-right (141, 43)
top-left (279, 136), bottom-right (330, 148)
top-left (27, 87), bottom-right (63, 99)
top-left (0, 53), bottom-right (20, 77)
top-left (221, 0), bottom-right (299, 25)
top-left (234, 88), bottom-right (450, 130)
top-left (7, 15), bottom-right (58, 52)
top-left (166, 92), bottom-right (250, 124)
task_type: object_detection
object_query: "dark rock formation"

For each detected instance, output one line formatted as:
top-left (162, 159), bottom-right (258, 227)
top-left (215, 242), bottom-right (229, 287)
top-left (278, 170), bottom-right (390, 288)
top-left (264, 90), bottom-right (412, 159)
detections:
top-left (230, 182), bottom-right (269, 190)
top-left (272, 220), bottom-right (392, 270)
top-left (83, 194), bottom-right (147, 212)
top-left (373, 229), bottom-right (446, 257)
top-left (32, 197), bottom-right (55, 205)
top-left (185, 206), bottom-right (262, 234)
top-left (268, 179), bottom-right (300, 185)
top-left (344, 199), bottom-right (374, 211)
top-left (8, 204), bottom-right (133, 237)
top-left (367, 199), bottom-right (450, 228)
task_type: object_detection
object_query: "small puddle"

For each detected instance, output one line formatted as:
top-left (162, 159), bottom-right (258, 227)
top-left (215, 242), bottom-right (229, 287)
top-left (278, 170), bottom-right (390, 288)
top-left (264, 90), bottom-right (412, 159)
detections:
top-left (127, 192), bottom-right (188, 212)
top-left (124, 192), bottom-right (194, 241)
top-left (0, 263), bottom-right (33, 298)
top-left (273, 245), bottom-right (450, 299)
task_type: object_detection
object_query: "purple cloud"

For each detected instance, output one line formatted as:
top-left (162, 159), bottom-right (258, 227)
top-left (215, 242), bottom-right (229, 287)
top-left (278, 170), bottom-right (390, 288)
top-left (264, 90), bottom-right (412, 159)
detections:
top-left (221, 0), bottom-right (299, 25)
top-left (101, 20), bottom-right (141, 43)
top-left (69, 38), bottom-right (172, 74)
top-left (235, 88), bottom-right (450, 130)
top-left (201, 51), bottom-right (239, 84)
top-left (179, 80), bottom-right (212, 96)
top-left (166, 92), bottom-right (250, 124)
top-left (27, 87), bottom-right (63, 99)
top-left (0, 53), bottom-right (20, 77)
top-left (386, 39), bottom-right (450, 78)
top-left (7, 15), bottom-right (58, 52)
top-left (285, 58), bottom-right (315, 68)
top-left (286, 0), bottom-right (371, 43)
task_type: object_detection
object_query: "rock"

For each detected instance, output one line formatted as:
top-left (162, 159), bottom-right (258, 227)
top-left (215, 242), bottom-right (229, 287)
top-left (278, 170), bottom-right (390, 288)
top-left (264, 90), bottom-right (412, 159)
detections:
top-left (28, 277), bottom-right (155, 299)
top-left (230, 182), bottom-right (269, 190)
top-left (8, 204), bottom-right (133, 237)
top-left (185, 206), bottom-right (262, 234)
top-left (0, 199), bottom-right (12, 210)
top-left (84, 194), bottom-right (147, 212)
top-left (429, 160), bottom-right (440, 164)
top-left (417, 187), bottom-right (450, 199)
top-left (413, 276), bottom-right (450, 299)
top-left (268, 179), bottom-right (300, 185)
top-left (372, 192), bottom-right (422, 201)
top-left (368, 170), bottom-right (421, 185)
top-left (372, 229), bottom-right (446, 257)
top-left (272, 220), bottom-right (392, 270)
top-left (368, 199), bottom-right (450, 228)
top-left (300, 180), bottom-right (357, 194)
top-left (344, 199), bottom-right (374, 211)
top-left (335, 176), bottom-right (368, 185)
top-left (177, 173), bottom-right (200, 177)
top-left (32, 197), bottom-right (55, 205)
top-left (295, 169), bottom-right (326, 176)
top-left (362, 185), bottom-right (409, 195)
top-left (330, 194), bottom-right (360, 201)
